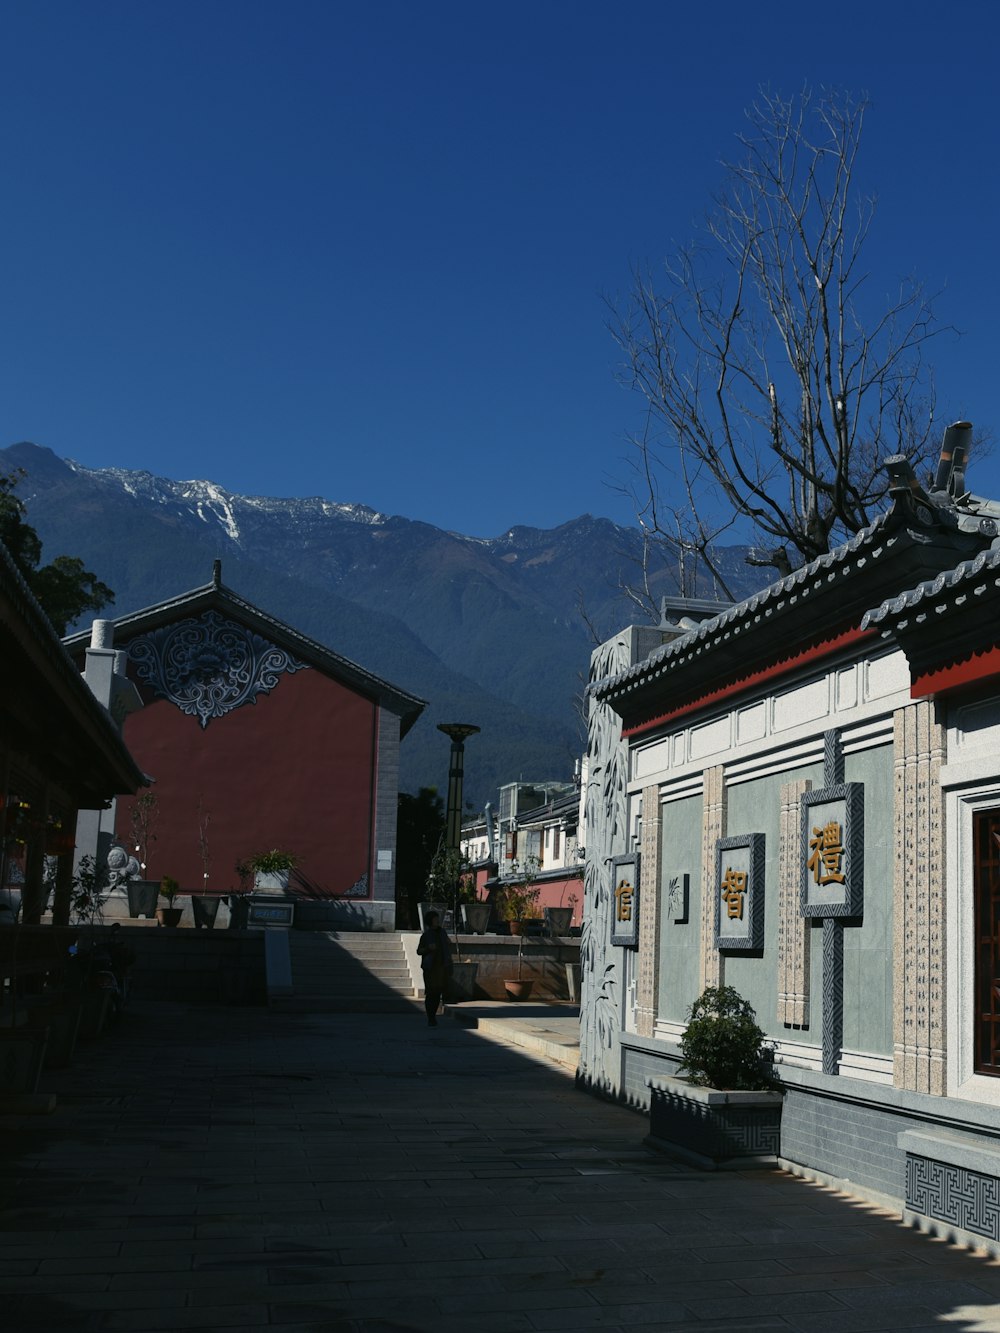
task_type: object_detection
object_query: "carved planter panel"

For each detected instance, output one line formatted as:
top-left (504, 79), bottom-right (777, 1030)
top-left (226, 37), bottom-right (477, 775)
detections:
top-left (646, 1076), bottom-right (783, 1170)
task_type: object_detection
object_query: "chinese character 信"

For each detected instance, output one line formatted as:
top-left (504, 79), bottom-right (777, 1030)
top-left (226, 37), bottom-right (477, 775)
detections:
top-left (720, 867), bottom-right (747, 919)
top-left (807, 820), bottom-right (845, 886)
top-left (615, 878), bottom-right (634, 923)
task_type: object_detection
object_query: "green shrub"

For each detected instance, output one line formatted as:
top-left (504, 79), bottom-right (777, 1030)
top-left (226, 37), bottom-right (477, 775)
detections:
top-left (678, 985), bottom-right (774, 1090)
top-left (248, 849), bottom-right (297, 875)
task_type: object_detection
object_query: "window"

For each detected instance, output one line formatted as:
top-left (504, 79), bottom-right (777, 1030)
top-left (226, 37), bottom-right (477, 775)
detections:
top-left (974, 807), bottom-right (1000, 1076)
top-left (552, 827), bottom-right (561, 860)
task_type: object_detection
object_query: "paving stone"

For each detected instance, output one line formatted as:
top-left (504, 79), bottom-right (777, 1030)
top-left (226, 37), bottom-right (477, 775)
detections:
top-left (781, 1306), bottom-right (960, 1331)
top-left (3, 999), bottom-right (1000, 1332)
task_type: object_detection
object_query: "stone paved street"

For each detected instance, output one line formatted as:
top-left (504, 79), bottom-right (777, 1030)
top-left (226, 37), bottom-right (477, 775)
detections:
top-left (3, 1000), bottom-right (1000, 1332)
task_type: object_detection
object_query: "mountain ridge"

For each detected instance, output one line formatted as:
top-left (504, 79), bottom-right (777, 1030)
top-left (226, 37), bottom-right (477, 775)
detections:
top-left (2, 441), bottom-right (762, 805)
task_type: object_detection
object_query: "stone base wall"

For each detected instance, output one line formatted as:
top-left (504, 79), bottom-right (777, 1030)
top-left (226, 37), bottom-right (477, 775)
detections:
top-left (121, 927), bottom-right (265, 1004)
top-left (454, 938), bottom-right (580, 1001)
top-left (292, 899), bottom-right (396, 932)
top-left (619, 1034), bottom-right (1000, 1253)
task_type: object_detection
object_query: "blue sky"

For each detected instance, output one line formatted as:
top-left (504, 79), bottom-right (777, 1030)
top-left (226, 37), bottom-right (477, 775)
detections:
top-left (1, 1), bottom-right (998, 535)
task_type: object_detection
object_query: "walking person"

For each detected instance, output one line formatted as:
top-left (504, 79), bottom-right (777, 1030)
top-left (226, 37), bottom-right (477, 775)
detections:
top-left (417, 910), bottom-right (453, 1026)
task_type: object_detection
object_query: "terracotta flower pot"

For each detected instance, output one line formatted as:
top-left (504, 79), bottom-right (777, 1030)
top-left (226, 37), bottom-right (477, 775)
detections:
top-left (504, 979), bottom-right (534, 1001)
top-left (156, 907), bottom-right (183, 928)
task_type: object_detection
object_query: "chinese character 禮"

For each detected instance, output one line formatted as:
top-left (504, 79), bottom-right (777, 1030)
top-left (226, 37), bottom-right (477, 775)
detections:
top-left (807, 820), bottom-right (846, 886)
top-left (720, 867), bottom-right (747, 920)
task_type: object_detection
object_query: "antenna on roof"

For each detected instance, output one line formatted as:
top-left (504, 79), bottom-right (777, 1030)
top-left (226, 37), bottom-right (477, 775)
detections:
top-left (212, 559), bottom-right (222, 588)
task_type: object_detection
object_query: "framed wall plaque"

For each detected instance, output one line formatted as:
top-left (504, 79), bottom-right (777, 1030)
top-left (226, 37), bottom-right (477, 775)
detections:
top-left (714, 833), bottom-right (765, 952)
top-left (800, 783), bottom-right (864, 919)
top-left (610, 851), bottom-right (640, 948)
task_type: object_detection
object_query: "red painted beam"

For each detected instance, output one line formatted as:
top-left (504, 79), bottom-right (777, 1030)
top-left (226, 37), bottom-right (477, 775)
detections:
top-left (622, 626), bottom-right (877, 739)
top-left (911, 644), bottom-right (1000, 699)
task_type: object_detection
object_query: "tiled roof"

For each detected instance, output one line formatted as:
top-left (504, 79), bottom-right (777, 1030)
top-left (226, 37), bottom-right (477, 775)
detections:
top-left (64, 575), bottom-right (427, 732)
top-left (515, 789), bottom-right (580, 826)
top-left (592, 513), bottom-right (896, 703)
top-left (862, 546), bottom-right (1000, 632)
top-left (0, 540), bottom-right (145, 794)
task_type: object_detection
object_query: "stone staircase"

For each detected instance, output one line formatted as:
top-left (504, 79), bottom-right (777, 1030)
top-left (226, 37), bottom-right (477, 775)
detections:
top-left (277, 931), bottom-right (418, 1013)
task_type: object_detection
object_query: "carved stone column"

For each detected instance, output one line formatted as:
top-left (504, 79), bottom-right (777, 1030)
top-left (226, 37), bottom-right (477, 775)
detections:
top-left (893, 700), bottom-right (946, 1094)
top-left (635, 784), bottom-right (662, 1037)
top-left (777, 777), bottom-right (812, 1027)
top-left (699, 765), bottom-right (726, 993)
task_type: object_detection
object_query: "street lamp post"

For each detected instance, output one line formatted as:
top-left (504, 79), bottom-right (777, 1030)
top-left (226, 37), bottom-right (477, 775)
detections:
top-left (436, 723), bottom-right (480, 851)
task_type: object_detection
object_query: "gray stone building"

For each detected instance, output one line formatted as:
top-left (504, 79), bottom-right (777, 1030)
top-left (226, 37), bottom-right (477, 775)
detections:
top-left (580, 428), bottom-right (1000, 1253)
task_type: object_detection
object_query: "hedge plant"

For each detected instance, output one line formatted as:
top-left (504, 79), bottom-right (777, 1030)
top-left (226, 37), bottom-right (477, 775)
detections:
top-left (678, 985), bottom-right (775, 1090)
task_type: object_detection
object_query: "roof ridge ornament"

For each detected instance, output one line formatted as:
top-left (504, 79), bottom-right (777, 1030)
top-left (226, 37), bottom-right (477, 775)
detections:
top-left (885, 422), bottom-right (999, 541)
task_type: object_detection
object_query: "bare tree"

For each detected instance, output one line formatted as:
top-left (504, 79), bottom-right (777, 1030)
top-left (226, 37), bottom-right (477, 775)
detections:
top-left (610, 87), bottom-right (944, 596)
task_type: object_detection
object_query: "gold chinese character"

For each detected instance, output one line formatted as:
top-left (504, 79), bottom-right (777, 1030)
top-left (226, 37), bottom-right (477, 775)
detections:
top-left (807, 821), bottom-right (845, 885)
top-left (615, 878), bottom-right (634, 923)
top-left (720, 867), bottom-right (747, 919)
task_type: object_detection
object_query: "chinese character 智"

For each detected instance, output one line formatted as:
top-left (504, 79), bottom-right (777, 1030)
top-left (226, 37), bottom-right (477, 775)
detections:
top-left (720, 867), bottom-right (747, 919)
top-left (615, 878), bottom-right (634, 923)
top-left (807, 820), bottom-right (845, 886)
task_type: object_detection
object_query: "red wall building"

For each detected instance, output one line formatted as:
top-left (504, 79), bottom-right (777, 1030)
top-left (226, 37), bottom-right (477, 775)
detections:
top-left (66, 567), bottom-right (425, 930)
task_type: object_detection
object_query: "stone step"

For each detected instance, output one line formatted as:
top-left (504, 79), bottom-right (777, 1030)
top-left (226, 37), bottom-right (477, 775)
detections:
top-left (292, 942), bottom-right (404, 959)
top-left (285, 930), bottom-right (415, 1012)
top-left (292, 973), bottom-right (413, 991)
top-left (271, 994), bottom-right (419, 1014)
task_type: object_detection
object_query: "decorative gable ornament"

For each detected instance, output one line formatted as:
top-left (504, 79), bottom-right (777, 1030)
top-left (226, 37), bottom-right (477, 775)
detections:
top-left (127, 610), bottom-right (307, 727)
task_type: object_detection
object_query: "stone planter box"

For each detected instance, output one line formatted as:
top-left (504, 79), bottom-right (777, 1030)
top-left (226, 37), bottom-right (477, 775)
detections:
top-left (646, 1075), bottom-right (783, 1170)
top-left (544, 906), bottom-right (573, 936)
top-left (126, 880), bottom-right (160, 918)
top-left (448, 961), bottom-right (479, 1000)
top-left (460, 902), bottom-right (491, 934)
top-left (192, 895), bottom-right (221, 929)
top-left (418, 901), bottom-right (449, 930)
top-left (254, 870), bottom-right (289, 895)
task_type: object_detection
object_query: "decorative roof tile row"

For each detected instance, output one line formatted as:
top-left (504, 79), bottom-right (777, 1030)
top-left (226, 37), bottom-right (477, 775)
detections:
top-left (862, 545), bottom-right (1000, 633)
top-left (591, 513), bottom-right (896, 704)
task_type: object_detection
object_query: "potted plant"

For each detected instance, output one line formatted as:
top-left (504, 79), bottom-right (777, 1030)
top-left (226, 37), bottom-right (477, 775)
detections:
top-left (457, 869), bottom-right (490, 934)
top-left (191, 796), bottom-right (219, 928)
top-left (646, 986), bottom-right (783, 1169)
top-left (156, 875), bottom-right (183, 927)
top-left (420, 840), bottom-right (458, 932)
top-left (125, 791), bottom-right (160, 918)
top-left (70, 855), bottom-right (116, 1040)
top-left (225, 859), bottom-right (254, 930)
top-left (249, 849), bottom-right (297, 894)
top-left (503, 928), bottom-right (534, 1001)
top-left (500, 856), bottom-right (542, 935)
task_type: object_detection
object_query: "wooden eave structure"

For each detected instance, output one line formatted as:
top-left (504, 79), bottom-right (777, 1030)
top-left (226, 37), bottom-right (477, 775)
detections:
top-left (64, 572), bottom-right (427, 738)
top-left (0, 542), bottom-right (144, 811)
top-left (593, 490), bottom-right (997, 739)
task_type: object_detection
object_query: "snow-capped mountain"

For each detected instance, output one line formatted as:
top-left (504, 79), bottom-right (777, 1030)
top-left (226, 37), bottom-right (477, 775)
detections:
top-left (3, 442), bottom-right (756, 802)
